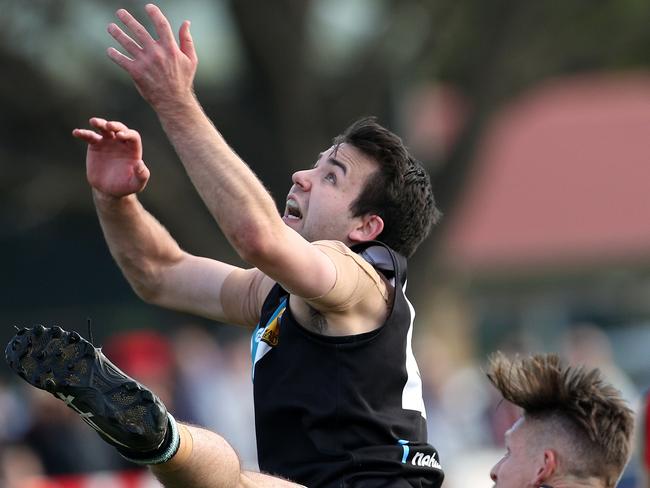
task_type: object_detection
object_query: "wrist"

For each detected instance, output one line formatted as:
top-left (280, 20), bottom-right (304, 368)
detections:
top-left (153, 91), bottom-right (200, 119)
top-left (92, 188), bottom-right (134, 207)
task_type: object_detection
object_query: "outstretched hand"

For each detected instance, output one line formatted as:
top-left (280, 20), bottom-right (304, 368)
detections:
top-left (107, 4), bottom-right (198, 110)
top-left (73, 118), bottom-right (150, 198)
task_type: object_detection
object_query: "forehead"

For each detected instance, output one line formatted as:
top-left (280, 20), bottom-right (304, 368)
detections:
top-left (320, 143), bottom-right (378, 176)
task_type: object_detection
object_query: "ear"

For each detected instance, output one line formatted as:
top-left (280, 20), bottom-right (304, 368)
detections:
top-left (348, 214), bottom-right (384, 243)
top-left (533, 449), bottom-right (557, 486)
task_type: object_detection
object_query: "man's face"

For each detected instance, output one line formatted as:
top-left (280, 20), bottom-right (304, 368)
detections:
top-left (282, 142), bottom-right (378, 243)
top-left (489, 417), bottom-right (543, 488)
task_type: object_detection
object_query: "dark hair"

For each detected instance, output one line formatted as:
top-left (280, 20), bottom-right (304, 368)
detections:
top-left (333, 117), bottom-right (441, 257)
top-left (487, 353), bottom-right (634, 487)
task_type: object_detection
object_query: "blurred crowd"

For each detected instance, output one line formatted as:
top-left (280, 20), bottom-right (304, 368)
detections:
top-left (0, 321), bottom-right (646, 488)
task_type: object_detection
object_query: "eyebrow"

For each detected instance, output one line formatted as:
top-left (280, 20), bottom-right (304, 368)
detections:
top-left (314, 152), bottom-right (348, 175)
top-left (326, 157), bottom-right (347, 175)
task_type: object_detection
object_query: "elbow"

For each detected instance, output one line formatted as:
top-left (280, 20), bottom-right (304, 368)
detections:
top-left (125, 261), bottom-right (165, 305)
top-left (232, 223), bottom-right (280, 266)
top-left (131, 279), bottom-right (161, 304)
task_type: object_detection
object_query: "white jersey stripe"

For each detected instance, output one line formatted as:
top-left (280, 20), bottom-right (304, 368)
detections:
top-left (401, 279), bottom-right (427, 419)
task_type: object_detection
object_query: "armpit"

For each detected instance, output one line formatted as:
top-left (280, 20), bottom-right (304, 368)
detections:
top-left (307, 241), bottom-right (389, 313)
top-left (220, 268), bottom-right (274, 327)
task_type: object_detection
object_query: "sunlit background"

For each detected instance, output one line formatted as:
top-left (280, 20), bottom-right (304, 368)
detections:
top-left (1, 0), bottom-right (650, 487)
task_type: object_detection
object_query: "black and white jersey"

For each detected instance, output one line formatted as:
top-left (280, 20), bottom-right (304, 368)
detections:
top-left (250, 242), bottom-right (444, 487)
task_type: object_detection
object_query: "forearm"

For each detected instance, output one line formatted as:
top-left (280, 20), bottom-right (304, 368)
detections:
top-left (153, 98), bottom-right (337, 299)
top-left (154, 96), bottom-right (284, 261)
top-left (105, 5), bottom-right (338, 303)
top-left (107, 6), bottom-right (287, 266)
top-left (93, 190), bottom-right (183, 301)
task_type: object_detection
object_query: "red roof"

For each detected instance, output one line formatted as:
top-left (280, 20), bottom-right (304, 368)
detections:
top-left (443, 72), bottom-right (650, 271)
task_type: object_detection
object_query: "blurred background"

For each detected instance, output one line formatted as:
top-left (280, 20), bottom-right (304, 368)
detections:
top-left (1, 0), bottom-right (649, 486)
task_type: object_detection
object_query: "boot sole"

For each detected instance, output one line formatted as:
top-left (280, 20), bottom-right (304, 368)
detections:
top-left (5, 325), bottom-right (167, 451)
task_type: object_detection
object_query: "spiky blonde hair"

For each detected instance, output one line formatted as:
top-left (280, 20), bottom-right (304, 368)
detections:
top-left (487, 353), bottom-right (634, 487)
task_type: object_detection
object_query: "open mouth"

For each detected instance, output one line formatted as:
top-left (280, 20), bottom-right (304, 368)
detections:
top-left (284, 199), bottom-right (302, 221)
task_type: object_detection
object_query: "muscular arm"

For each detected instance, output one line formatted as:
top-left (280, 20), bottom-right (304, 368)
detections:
top-left (74, 118), bottom-right (253, 326)
top-left (94, 191), bottom-right (240, 323)
top-left (155, 99), bottom-right (337, 300)
top-left (106, 5), bottom-right (337, 301)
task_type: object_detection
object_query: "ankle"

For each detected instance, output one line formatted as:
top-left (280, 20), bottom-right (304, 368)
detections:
top-left (153, 422), bottom-right (194, 473)
top-left (118, 413), bottom-right (181, 466)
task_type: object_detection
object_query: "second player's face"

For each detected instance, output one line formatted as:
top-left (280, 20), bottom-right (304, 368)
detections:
top-left (489, 418), bottom-right (541, 488)
top-left (283, 143), bottom-right (378, 244)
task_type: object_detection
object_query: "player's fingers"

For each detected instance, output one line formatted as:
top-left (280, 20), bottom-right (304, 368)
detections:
top-left (72, 128), bottom-right (102, 144)
top-left (107, 23), bottom-right (142, 57)
top-left (107, 47), bottom-right (136, 75)
top-left (179, 21), bottom-right (197, 63)
top-left (88, 117), bottom-right (108, 131)
top-left (116, 8), bottom-right (155, 47)
top-left (115, 129), bottom-right (141, 144)
top-left (106, 121), bottom-right (130, 133)
top-left (145, 4), bottom-right (176, 47)
top-left (134, 160), bottom-right (150, 183)
top-left (89, 117), bottom-right (117, 138)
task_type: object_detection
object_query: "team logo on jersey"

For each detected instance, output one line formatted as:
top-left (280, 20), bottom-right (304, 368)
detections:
top-left (251, 297), bottom-right (288, 380)
top-left (260, 310), bottom-right (284, 347)
top-left (411, 451), bottom-right (442, 470)
top-left (398, 440), bottom-right (442, 471)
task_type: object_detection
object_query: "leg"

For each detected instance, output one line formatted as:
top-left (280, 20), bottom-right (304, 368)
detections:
top-left (151, 423), bottom-right (304, 488)
top-left (240, 471), bottom-right (305, 487)
top-left (5, 326), bottom-right (302, 488)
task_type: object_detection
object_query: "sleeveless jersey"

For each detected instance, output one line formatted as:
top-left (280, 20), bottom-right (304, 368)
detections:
top-left (250, 242), bottom-right (444, 487)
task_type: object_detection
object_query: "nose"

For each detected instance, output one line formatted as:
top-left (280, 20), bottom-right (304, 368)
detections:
top-left (292, 168), bottom-right (313, 191)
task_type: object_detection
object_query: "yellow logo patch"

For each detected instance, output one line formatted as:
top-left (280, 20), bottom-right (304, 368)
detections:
top-left (261, 309), bottom-right (284, 347)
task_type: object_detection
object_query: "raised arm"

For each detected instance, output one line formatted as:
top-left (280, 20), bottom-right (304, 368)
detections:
top-left (73, 118), bottom-right (253, 325)
top-left (106, 4), bottom-right (338, 300)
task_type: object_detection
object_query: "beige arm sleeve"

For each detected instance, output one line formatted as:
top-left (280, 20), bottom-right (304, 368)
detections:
top-left (220, 268), bottom-right (275, 328)
top-left (307, 241), bottom-right (389, 313)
